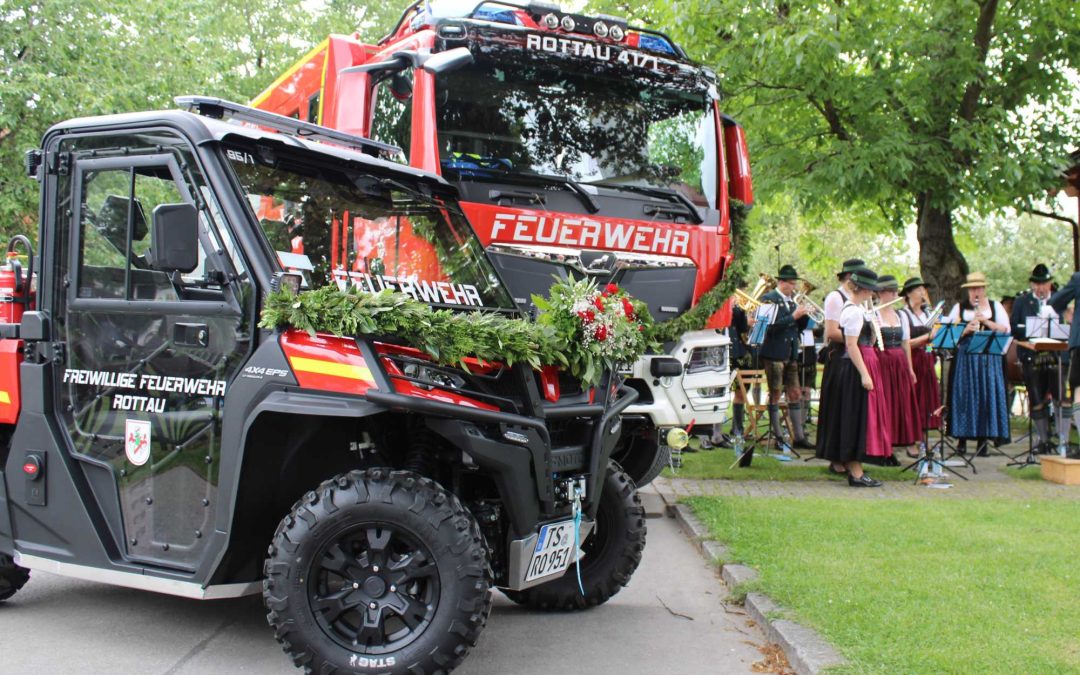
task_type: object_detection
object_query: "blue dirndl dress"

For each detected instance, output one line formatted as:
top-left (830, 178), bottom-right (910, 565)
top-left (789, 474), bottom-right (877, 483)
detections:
top-left (948, 334), bottom-right (1010, 440)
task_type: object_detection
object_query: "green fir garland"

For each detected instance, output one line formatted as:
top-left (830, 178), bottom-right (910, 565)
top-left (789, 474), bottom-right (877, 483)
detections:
top-left (646, 200), bottom-right (751, 344)
top-left (259, 203), bottom-right (749, 381)
top-left (259, 278), bottom-right (654, 386)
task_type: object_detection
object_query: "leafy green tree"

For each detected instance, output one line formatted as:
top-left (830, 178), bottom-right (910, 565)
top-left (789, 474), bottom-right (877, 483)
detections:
top-left (646, 0), bottom-right (1080, 304)
top-left (0, 0), bottom-right (411, 242)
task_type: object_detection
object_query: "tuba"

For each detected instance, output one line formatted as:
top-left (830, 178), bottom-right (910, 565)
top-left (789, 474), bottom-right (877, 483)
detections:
top-left (794, 280), bottom-right (825, 323)
top-left (733, 273), bottom-right (776, 314)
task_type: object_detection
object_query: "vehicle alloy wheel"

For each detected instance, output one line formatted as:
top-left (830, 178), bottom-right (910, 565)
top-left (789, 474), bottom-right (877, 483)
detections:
top-left (264, 469), bottom-right (491, 673)
top-left (0, 553), bottom-right (29, 602)
top-left (502, 462), bottom-right (646, 611)
top-left (308, 523), bottom-right (440, 654)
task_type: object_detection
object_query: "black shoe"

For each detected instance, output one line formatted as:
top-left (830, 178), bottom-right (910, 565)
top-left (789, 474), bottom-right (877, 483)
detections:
top-left (847, 473), bottom-right (883, 487)
top-left (827, 464), bottom-right (847, 475)
top-left (793, 438), bottom-right (815, 450)
top-left (975, 445), bottom-right (989, 458)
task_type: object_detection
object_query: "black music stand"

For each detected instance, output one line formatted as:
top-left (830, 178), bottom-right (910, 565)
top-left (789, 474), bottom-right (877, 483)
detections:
top-left (904, 323), bottom-right (970, 482)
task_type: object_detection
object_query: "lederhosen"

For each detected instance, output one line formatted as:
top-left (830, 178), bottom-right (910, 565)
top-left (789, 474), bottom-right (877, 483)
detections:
top-left (1015, 293), bottom-right (1060, 409)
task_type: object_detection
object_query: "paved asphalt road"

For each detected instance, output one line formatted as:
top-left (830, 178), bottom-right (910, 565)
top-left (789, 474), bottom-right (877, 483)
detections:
top-left (0, 490), bottom-right (766, 674)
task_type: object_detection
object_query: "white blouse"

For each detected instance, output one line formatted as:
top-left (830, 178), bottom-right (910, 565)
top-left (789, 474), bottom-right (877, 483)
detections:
top-left (824, 286), bottom-right (848, 323)
top-left (840, 303), bottom-right (866, 337)
top-left (945, 301), bottom-right (1009, 330)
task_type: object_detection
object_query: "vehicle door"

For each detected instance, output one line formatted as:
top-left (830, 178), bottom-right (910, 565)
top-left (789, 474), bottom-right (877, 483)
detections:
top-left (53, 130), bottom-right (252, 572)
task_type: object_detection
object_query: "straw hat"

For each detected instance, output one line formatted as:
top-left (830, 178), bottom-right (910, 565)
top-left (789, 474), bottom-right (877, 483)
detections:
top-left (960, 272), bottom-right (988, 289)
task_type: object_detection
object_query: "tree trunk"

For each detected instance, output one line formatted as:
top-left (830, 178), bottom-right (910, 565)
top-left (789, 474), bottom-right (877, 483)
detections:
top-left (916, 192), bottom-right (968, 308)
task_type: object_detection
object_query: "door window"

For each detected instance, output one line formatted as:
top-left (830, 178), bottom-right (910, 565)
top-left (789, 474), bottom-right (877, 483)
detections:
top-left (76, 160), bottom-right (211, 301)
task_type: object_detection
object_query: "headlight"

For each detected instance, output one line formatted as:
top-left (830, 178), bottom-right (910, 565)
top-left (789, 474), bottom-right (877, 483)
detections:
top-left (403, 363), bottom-right (467, 390)
top-left (686, 345), bottom-right (728, 374)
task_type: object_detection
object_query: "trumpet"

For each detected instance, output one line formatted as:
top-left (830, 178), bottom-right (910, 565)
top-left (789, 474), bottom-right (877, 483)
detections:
top-left (733, 273), bottom-right (777, 314)
top-left (794, 283), bottom-right (825, 323)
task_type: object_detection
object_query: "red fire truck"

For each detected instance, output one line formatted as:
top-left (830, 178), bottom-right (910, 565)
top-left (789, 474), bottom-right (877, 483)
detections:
top-left (254, 0), bottom-right (753, 481)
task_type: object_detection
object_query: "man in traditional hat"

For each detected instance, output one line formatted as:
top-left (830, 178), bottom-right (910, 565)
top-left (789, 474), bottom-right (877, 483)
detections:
top-left (1050, 268), bottom-right (1080, 443)
top-left (1012, 264), bottom-right (1060, 451)
top-left (758, 264), bottom-right (812, 451)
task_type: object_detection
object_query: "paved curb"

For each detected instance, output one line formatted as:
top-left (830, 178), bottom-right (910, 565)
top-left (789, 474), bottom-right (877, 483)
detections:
top-left (660, 483), bottom-right (847, 675)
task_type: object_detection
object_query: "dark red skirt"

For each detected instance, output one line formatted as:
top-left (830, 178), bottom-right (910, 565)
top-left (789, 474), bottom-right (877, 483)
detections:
top-left (860, 346), bottom-right (893, 460)
top-left (879, 346), bottom-right (923, 445)
top-left (910, 347), bottom-right (941, 430)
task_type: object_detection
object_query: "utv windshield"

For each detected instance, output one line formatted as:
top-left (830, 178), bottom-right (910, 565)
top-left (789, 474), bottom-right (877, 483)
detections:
top-left (225, 145), bottom-right (515, 309)
top-left (435, 55), bottom-right (719, 209)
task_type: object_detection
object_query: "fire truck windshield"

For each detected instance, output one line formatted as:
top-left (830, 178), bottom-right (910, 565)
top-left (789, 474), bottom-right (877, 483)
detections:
top-left (224, 146), bottom-right (515, 310)
top-left (436, 56), bottom-right (718, 210)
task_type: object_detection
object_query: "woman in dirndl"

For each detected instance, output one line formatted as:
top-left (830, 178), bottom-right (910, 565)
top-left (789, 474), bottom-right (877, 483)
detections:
top-left (945, 272), bottom-right (1011, 455)
top-left (900, 277), bottom-right (941, 435)
top-left (815, 268), bottom-right (892, 486)
top-left (875, 276), bottom-right (922, 459)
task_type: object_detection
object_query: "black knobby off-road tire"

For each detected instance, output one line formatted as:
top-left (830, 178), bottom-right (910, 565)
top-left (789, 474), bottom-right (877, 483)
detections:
top-left (0, 553), bottom-right (30, 602)
top-left (263, 469), bottom-right (492, 674)
top-left (503, 463), bottom-right (646, 610)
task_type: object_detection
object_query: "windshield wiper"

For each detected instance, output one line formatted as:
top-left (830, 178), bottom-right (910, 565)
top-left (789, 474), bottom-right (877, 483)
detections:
top-left (448, 169), bottom-right (600, 214)
top-left (587, 182), bottom-right (703, 224)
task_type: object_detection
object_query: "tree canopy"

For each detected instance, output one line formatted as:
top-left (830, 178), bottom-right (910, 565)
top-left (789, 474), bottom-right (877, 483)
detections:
top-left (0, 0), bottom-right (412, 240)
top-left (641, 0), bottom-right (1080, 303)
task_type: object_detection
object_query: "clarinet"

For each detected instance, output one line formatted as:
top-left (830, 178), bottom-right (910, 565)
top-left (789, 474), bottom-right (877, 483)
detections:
top-left (863, 300), bottom-right (885, 351)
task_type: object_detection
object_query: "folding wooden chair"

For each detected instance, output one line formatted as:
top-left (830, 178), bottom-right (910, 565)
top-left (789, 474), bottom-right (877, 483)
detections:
top-left (729, 369), bottom-right (794, 467)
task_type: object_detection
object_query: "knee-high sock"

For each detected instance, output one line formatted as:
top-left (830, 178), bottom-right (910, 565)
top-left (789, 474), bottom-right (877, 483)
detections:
top-left (768, 404), bottom-right (784, 440)
top-left (732, 403), bottom-right (745, 436)
top-left (1032, 406), bottom-right (1049, 447)
top-left (789, 403), bottom-right (806, 442)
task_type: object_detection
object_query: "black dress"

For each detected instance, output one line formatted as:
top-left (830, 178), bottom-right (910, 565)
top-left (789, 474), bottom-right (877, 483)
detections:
top-left (815, 312), bottom-right (892, 464)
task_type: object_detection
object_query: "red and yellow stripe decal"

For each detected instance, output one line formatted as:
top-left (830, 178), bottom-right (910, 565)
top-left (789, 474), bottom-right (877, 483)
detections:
top-left (280, 330), bottom-right (375, 395)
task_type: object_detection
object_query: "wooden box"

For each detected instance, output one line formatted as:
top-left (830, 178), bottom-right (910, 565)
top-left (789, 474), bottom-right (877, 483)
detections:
top-left (1040, 456), bottom-right (1080, 485)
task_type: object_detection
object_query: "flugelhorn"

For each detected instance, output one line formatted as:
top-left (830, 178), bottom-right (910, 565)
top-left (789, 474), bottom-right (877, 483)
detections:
top-left (794, 279), bottom-right (824, 323)
top-left (923, 299), bottom-right (945, 326)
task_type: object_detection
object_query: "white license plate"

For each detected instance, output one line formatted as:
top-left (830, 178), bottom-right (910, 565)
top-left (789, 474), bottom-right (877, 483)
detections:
top-left (524, 520), bottom-right (577, 583)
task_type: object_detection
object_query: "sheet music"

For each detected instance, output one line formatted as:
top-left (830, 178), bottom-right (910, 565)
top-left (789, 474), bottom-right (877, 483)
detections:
top-left (1025, 316), bottom-right (1048, 339)
top-left (1025, 315), bottom-right (1068, 341)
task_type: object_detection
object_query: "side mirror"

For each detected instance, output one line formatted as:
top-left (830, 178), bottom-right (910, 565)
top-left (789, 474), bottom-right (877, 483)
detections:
top-left (420, 47), bottom-right (474, 75)
top-left (150, 203), bottom-right (199, 273)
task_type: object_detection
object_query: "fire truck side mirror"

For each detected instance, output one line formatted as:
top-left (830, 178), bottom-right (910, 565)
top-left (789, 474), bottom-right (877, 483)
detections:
top-left (421, 47), bottom-right (474, 75)
top-left (149, 203), bottom-right (199, 274)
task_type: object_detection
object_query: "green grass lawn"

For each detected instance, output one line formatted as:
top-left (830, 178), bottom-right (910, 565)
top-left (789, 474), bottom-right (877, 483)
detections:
top-left (666, 443), bottom-right (911, 481)
top-left (688, 496), bottom-right (1080, 674)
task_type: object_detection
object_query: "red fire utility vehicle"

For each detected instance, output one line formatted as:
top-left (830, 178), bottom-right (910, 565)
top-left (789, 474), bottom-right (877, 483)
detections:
top-left (0, 98), bottom-right (645, 673)
top-left (253, 0), bottom-right (754, 481)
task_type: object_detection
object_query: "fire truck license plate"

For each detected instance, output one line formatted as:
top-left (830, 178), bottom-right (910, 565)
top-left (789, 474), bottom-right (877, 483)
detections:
top-left (525, 520), bottom-right (577, 583)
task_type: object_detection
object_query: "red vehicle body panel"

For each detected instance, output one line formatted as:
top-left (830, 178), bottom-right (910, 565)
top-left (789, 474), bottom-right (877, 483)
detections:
top-left (0, 339), bottom-right (22, 424)
top-left (252, 12), bottom-right (753, 329)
